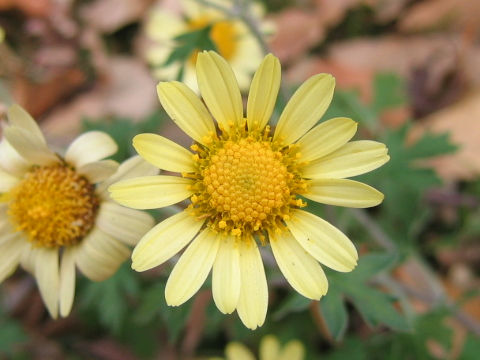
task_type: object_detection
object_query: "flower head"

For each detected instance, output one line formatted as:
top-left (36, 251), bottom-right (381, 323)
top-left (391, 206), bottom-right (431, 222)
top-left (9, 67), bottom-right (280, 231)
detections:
top-left (212, 335), bottom-right (304, 360)
top-left (145, 0), bottom-right (268, 91)
top-left (0, 105), bottom-right (157, 318)
top-left (110, 51), bottom-right (390, 329)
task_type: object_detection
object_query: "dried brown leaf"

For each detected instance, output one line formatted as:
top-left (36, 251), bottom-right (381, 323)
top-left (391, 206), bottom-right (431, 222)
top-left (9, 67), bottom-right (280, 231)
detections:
top-left (409, 91), bottom-right (480, 181)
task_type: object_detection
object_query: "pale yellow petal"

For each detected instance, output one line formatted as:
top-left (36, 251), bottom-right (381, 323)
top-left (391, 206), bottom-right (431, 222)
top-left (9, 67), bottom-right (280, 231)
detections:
top-left (274, 74), bottom-right (335, 144)
top-left (133, 133), bottom-right (195, 173)
top-left (75, 228), bottom-right (130, 282)
top-left (4, 127), bottom-right (58, 166)
top-left (226, 343), bottom-right (255, 360)
top-left (0, 167), bottom-right (20, 192)
top-left (305, 179), bottom-right (384, 208)
top-left (296, 117), bottom-right (357, 162)
top-left (65, 131), bottom-right (118, 168)
top-left (246, 54), bottom-right (281, 130)
top-left (34, 248), bottom-right (60, 318)
top-left (59, 247), bottom-right (76, 317)
top-left (132, 211), bottom-right (205, 271)
top-left (165, 229), bottom-right (220, 306)
top-left (236, 236), bottom-right (268, 330)
top-left (279, 341), bottom-right (305, 360)
top-left (96, 156), bottom-right (158, 197)
top-left (0, 139), bottom-right (30, 176)
top-left (76, 160), bottom-right (119, 184)
top-left (0, 233), bottom-right (25, 283)
top-left (108, 175), bottom-right (193, 209)
top-left (212, 235), bottom-right (241, 314)
top-left (0, 206), bottom-right (12, 234)
top-left (196, 51), bottom-right (243, 131)
top-left (19, 242), bottom-right (35, 274)
top-left (271, 231), bottom-right (327, 299)
top-left (96, 201), bottom-right (154, 246)
top-left (260, 335), bottom-right (281, 360)
top-left (286, 210), bottom-right (358, 272)
top-left (157, 81), bottom-right (216, 145)
top-left (302, 140), bottom-right (389, 179)
top-left (146, 10), bottom-right (184, 41)
top-left (7, 104), bottom-right (46, 145)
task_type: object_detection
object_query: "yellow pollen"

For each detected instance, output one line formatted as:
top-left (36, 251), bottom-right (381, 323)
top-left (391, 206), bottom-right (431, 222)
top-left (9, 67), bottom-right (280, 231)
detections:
top-left (188, 126), bottom-right (307, 238)
top-left (8, 164), bottom-right (99, 248)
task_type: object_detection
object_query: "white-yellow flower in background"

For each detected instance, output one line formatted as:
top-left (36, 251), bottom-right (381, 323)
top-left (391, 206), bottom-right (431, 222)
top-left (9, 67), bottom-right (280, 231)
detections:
top-left (110, 51), bottom-right (390, 329)
top-left (0, 105), bottom-right (157, 318)
top-left (145, 0), bottom-right (268, 91)
top-left (212, 335), bottom-right (304, 360)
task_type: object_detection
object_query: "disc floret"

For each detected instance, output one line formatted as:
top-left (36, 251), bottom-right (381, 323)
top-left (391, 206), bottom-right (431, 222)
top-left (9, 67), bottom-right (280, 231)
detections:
top-left (8, 164), bottom-right (99, 248)
top-left (187, 122), bottom-right (308, 239)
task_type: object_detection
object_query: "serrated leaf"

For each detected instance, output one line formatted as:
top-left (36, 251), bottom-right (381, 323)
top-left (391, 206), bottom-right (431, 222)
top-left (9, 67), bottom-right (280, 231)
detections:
top-left (347, 287), bottom-right (411, 332)
top-left (326, 253), bottom-right (410, 333)
top-left (405, 131), bottom-right (457, 159)
top-left (372, 73), bottom-right (406, 113)
top-left (350, 252), bottom-right (398, 281)
top-left (164, 25), bottom-right (217, 68)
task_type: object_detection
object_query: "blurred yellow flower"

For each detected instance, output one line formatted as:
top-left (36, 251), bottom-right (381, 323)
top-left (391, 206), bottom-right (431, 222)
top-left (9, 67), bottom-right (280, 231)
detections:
top-left (218, 335), bottom-right (305, 360)
top-left (145, 0), bottom-right (268, 91)
top-left (110, 51), bottom-right (389, 329)
top-left (0, 105), bottom-right (157, 318)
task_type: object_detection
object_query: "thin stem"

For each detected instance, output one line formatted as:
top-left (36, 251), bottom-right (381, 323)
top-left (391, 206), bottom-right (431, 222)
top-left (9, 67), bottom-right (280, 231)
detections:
top-left (349, 209), bottom-right (397, 251)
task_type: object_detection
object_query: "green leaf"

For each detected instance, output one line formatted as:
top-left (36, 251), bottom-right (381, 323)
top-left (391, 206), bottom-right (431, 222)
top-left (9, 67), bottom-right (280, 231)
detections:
top-left (323, 90), bottom-right (378, 131)
top-left (0, 317), bottom-right (28, 354)
top-left (273, 292), bottom-right (311, 320)
top-left (405, 131), bottom-right (457, 159)
top-left (358, 123), bottom-right (457, 239)
top-left (325, 337), bottom-right (368, 360)
top-left (164, 25), bottom-right (218, 68)
top-left (319, 286), bottom-right (348, 341)
top-left (459, 334), bottom-right (480, 360)
top-left (372, 73), bottom-right (406, 113)
top-left (134, 282), bottom-right (166, 325)
top-left (327, 253), bottom-right (411, 333)
top-left (80, 263), bottom-right (140, 334)
top-left (134, 281), bottom-right (192, 343)
top-left (349, 252), bottom-right (398, 282)
top-left (347, 287), bottom-right (410, 332)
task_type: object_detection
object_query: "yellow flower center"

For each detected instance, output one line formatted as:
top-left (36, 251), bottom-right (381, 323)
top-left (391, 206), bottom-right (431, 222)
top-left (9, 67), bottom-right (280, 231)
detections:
top-left (188, 125), bottom-right (307, 240)
top-left (188, 17), bottom-right (237, 63)
top-left (8, 164), bottom-right (99, 248)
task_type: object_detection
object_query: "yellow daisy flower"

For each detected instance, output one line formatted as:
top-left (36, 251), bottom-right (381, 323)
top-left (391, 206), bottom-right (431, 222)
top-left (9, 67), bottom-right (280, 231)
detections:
top-left (0, 105), bottom-right (157, 318)
top-left (109, 51), bottom-right (390, 329)
top-left (213, 335), bottom-right (304, 360)
top-left (145, 0), bottom-right (267, 91)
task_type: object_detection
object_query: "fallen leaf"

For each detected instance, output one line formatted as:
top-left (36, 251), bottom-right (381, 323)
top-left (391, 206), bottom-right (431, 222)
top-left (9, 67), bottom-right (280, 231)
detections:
top-left (42, 56), bottom-right (157, 145)
top-left (285, 56), bottom-right (373, 102)
top-left (398, 0), bottom-right (480, 34)
top-left (269, 8), bottom-right (324, 63)
top-left (409, 91), bottom-right (480, 181)
top-left (12, 68), bottom-right (86, 119)
top-left (80, 0), bottom-right (153, 33)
